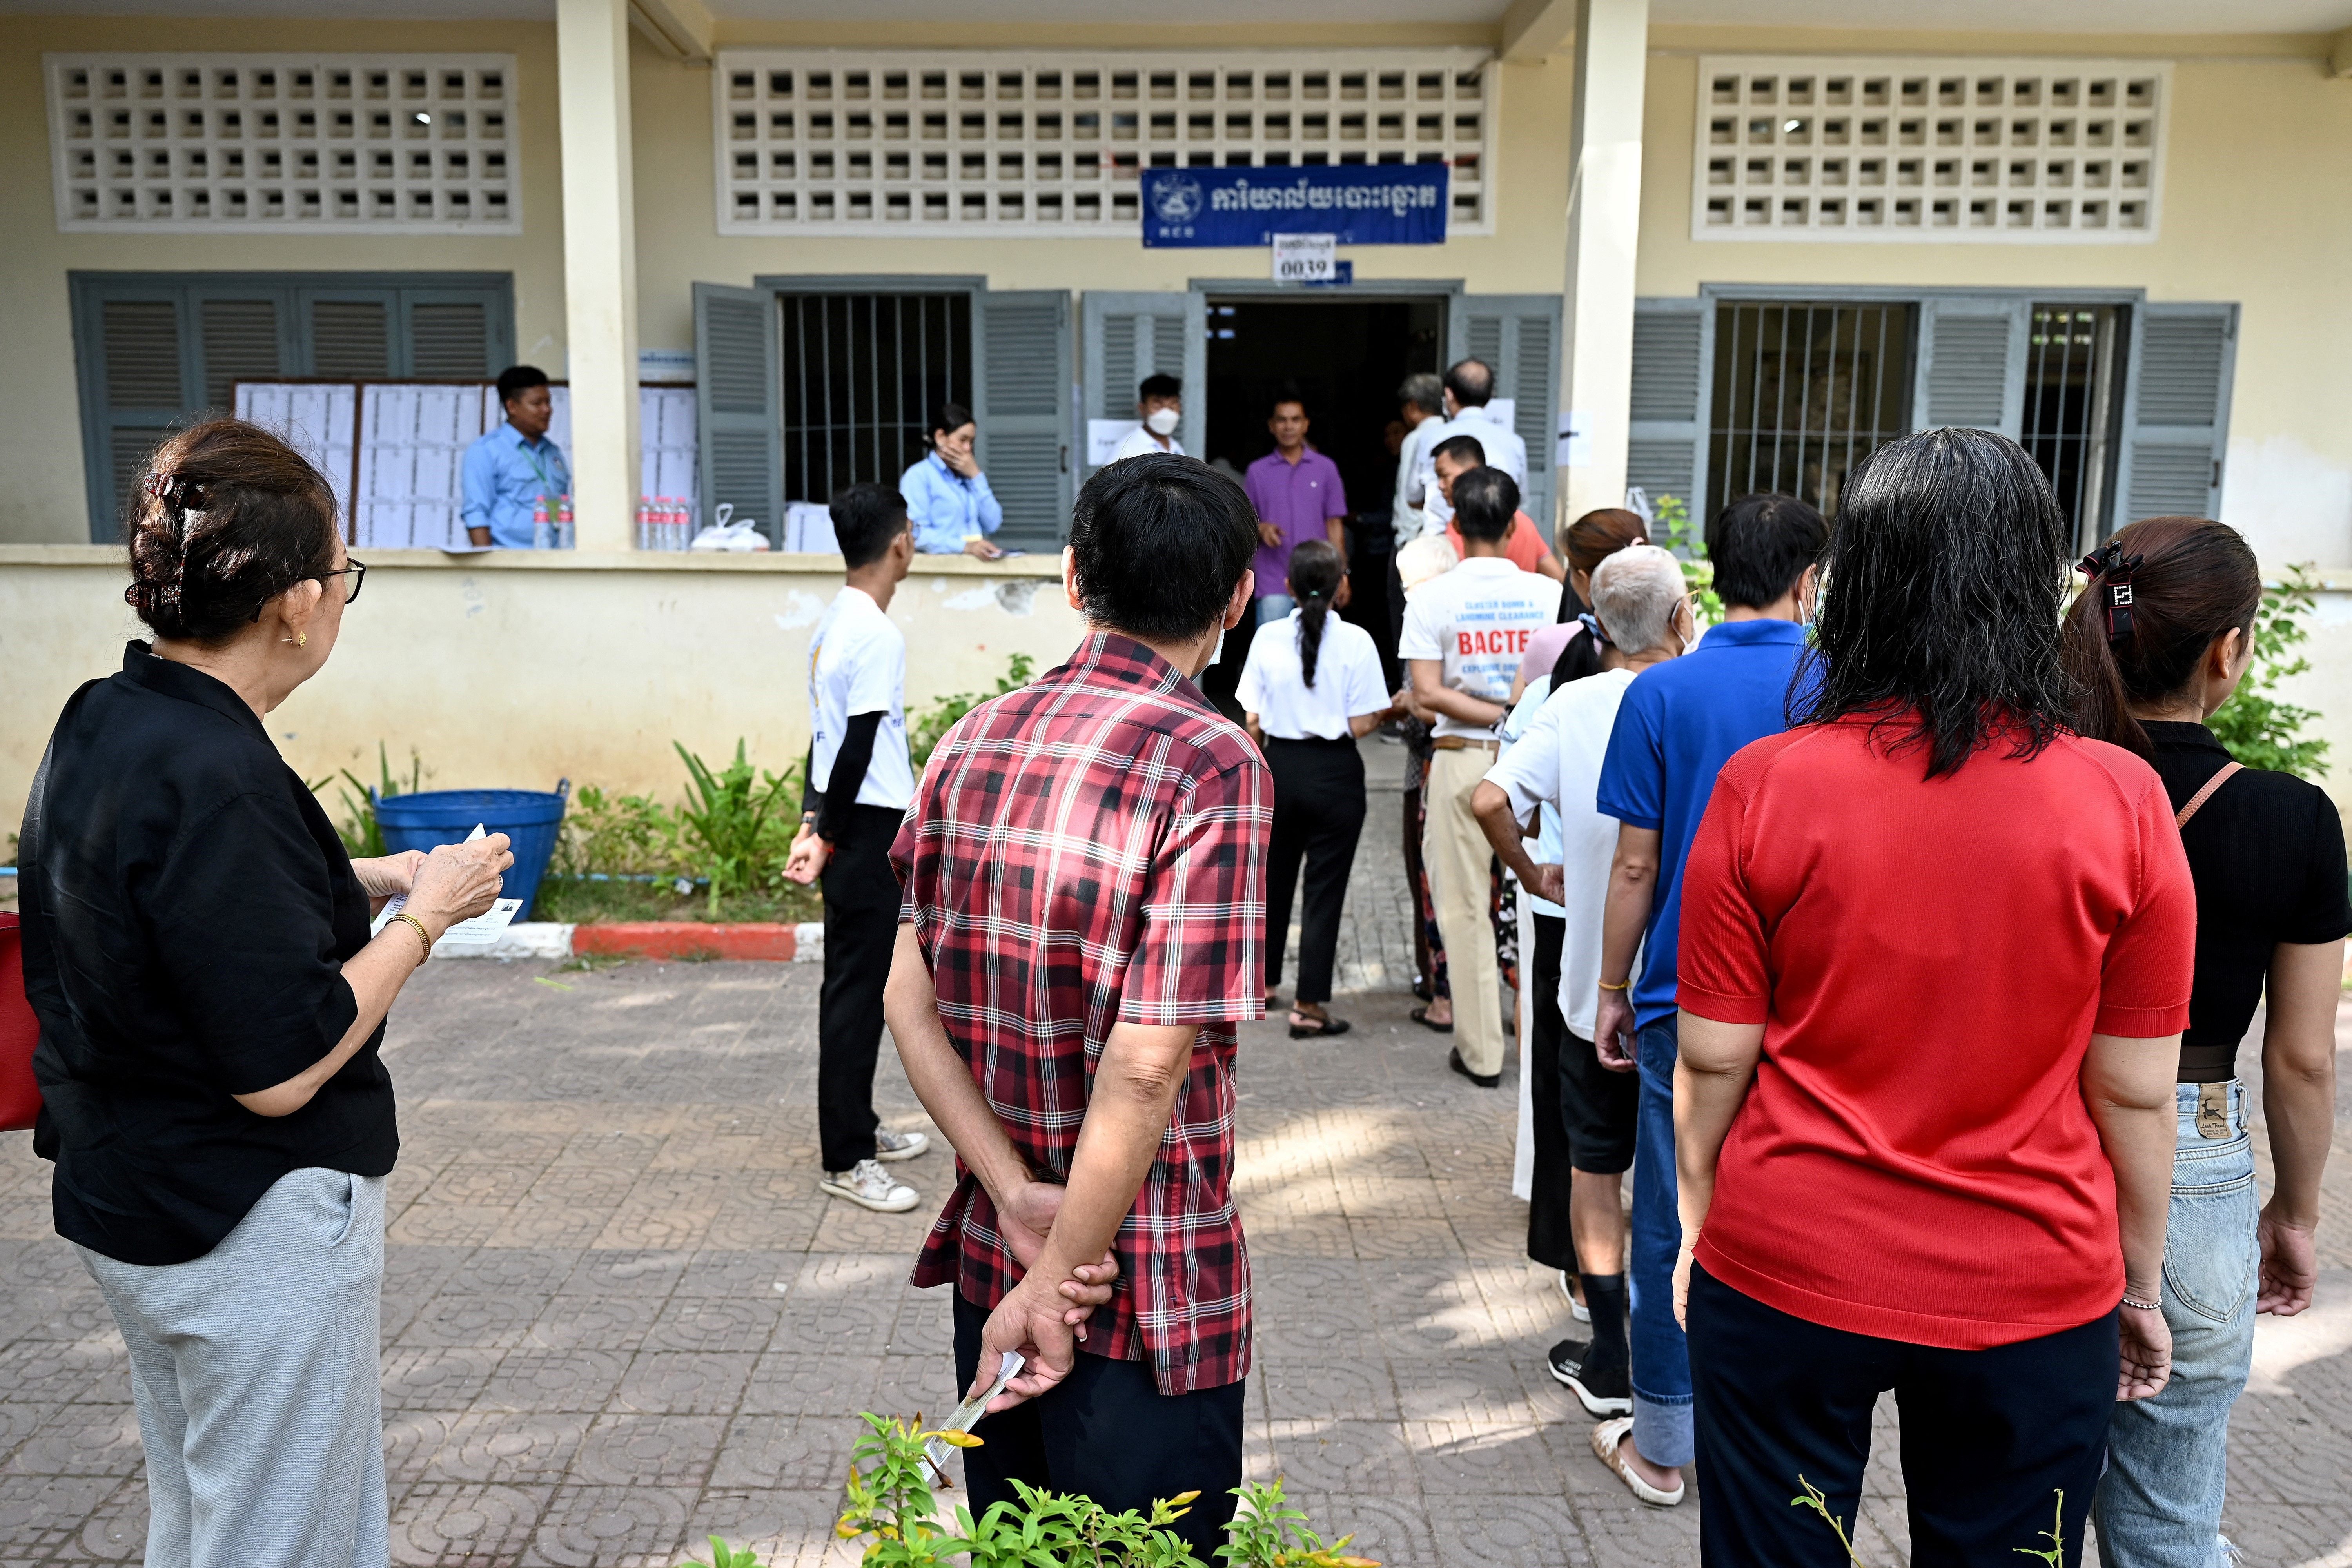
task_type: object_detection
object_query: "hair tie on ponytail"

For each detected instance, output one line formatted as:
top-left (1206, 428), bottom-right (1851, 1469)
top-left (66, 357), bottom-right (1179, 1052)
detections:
top-left (1578, 611), bottom-right (1611, 648)
top-left (2077, 539), bottom-right (2145, 641)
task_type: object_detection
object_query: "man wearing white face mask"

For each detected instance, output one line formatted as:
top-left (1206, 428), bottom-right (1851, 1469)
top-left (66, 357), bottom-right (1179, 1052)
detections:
top-left (1112, 375), bottom-right (1186, 462)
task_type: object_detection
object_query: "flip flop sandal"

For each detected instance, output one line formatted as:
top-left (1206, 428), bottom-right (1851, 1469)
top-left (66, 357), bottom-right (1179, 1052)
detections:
top-left (1409, 1004), bottom-right (1454, 1035)
top-left (1590, 1417), bottom-right (1685, 1508)
top-left (1288, 1013), bottom-right (1352, 1039)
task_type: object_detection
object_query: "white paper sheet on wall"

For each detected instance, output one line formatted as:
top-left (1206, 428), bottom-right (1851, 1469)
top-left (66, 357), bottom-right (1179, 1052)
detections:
top-left (356, 384), bottom-right (491, 549)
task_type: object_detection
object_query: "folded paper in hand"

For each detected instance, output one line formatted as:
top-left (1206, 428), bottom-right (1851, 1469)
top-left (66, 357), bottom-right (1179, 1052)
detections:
top-left (368, 824), bottom-right (523, 946)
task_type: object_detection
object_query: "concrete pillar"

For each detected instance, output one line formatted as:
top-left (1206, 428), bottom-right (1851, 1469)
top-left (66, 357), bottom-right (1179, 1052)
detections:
top-left (1558, 0), bottom-right (1648, 524)
top-left (556, 0), bottom-right (640, 551)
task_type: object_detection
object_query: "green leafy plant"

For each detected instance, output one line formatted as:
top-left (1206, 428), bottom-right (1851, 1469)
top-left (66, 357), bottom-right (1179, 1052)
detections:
top-left (1649, 494), bottom-right (1724, 626)
top-left (682, 1537), bottom-right (764, 1568)
top-left (1792, 1475), bottom-right (2066, 1567)
top-left (1214, 1480), bottom-right (1376, 1568)
top-left (556, 784), bottom-right (688, 880)
top-left (909, 653), bottom-right (1037, 773)
top-left (318, 742), bottom-right (425, 858)
top-left (2209, 563), bottom-right (2329, 779)
top-left (671, 740), bottom-right (797, 917)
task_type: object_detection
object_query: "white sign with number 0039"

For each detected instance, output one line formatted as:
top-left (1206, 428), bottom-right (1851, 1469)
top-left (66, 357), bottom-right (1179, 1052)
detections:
top-left (1271, 232), bottom-right (1338, 284)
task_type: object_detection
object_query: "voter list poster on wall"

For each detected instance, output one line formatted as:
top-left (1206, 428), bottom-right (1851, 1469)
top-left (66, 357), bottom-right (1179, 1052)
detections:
top-left (1139, 163), bottom-right (1449, 248)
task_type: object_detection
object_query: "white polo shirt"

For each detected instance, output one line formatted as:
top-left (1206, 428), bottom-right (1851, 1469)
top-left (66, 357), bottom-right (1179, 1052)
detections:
top-left (1485, 667), bottom-right (1641, 1037)
top-left (1237, 611), bottom-right (1389, 740)
top-left (1112, 426), bottom-right (1186, 462)
top-left (1397, 557), bottom-right (1562, 740)
top-left (807, 586), bottom-right (915, 810)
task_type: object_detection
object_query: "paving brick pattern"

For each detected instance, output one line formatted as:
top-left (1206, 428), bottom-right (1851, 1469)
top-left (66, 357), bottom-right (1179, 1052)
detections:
top-left (0, 777), bottom-right (2347, 1566)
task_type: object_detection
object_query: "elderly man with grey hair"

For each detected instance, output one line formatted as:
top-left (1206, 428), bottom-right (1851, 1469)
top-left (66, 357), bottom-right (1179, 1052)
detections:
top-left (1470, 544), bottom-right (1695, 1426)
top-left (1392, 371), bottom-right (1448, 541)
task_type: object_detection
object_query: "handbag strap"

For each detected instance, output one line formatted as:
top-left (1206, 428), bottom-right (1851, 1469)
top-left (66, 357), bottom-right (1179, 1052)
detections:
top-left (2175, 760), bottom-right (2243, 829)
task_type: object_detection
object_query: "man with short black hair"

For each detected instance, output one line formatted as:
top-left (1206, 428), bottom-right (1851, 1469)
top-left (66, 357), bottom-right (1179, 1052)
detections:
top-left (461, 365), bottom-right (569, 548)
top-left (786, 483), bottom-right (929, 1213)
top-left (1584, 492), bottom-right (1828, 1510)
top-left (886, 452), bottom-right (1270, 1557)
top-left (1400, 465), bottom-right (1562, 1090)
top-left (1112, 373), bottom-right (1186, 461)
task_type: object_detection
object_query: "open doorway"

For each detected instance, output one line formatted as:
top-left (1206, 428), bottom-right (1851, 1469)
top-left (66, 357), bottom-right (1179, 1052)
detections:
top-left (1202, 294), bottom-right (1446, 695)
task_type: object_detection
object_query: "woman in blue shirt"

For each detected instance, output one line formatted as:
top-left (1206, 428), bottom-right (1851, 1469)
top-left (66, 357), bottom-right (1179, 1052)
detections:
top-left (898, 402), bottom-right (1004, 558)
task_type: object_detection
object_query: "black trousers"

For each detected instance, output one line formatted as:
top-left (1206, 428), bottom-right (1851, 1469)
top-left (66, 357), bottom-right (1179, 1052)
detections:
top-left (1523, 914), bottom-right (1579, 1274)
top-left (1263, 737), bottom-right (1367, 1005)
top-left (1687, 1264), bottom-right (2116, 1568)
top-left (817, 804), bottom-right (901, 1173)
top-left (953, 1293), bottom-right (1247, 1558)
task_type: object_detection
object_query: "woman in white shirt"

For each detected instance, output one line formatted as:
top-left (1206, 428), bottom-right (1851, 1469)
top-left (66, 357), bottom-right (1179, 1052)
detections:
top-left (1238, 539), bottom-right (1393, 1038)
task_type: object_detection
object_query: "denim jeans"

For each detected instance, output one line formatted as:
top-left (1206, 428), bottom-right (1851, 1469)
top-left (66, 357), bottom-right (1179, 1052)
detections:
top-left (1257, 593), bottom-right (1297, 625)
top-left (1628, 1016), bottom-right (1693, 1467)
top-left (2094, 1080), bottom-right (2258, 1568)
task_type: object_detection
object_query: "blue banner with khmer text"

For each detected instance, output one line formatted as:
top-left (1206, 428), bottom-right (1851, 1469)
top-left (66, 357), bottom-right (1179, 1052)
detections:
top-left (1139, 163), bottom-right (1450, 247)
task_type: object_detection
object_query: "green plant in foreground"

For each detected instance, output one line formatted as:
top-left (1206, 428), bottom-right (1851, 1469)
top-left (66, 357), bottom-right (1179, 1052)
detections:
top-left (2209, 563), bottom-right (2328, 779)
top-left (672, 740), bottom-right (795, 917)
top-left (1649, 494), bottom-right (1724, 626)
top-left (909, 652), bottom-right (1037, 773)
top-left (1792, 1475), bottom-right (2065, 1567)
top-left (682, 1537), bottom-right (763, 1568)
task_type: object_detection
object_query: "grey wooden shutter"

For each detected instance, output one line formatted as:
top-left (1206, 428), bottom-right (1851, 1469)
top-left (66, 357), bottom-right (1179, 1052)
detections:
top-left (196, 295), bottom-right (283, 410)
top-left (1452, 294), bottom-right (1563, 528)
top-left (301, 291), bottom-right (395, 379)
top-left (973, 289), bottom-right (1073, 549)
top-left (72, 281), bottom-right (195, 540)
top-left (2114, 303), bottom-right (2237, 523)
top-left (404, 299), bottom-right (492, 379)
top-left (1627, 297), bottom-right (1711, 517)
top-left (1081, 290), bottom-right (1203, 478)
top-left (695, 282), bottom-right (784, 543)
top-left (1911, 294), bottom-right (2029, 437)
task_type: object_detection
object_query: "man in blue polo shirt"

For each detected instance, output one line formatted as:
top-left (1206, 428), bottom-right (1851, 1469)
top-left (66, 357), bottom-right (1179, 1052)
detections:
top-left (462, 365), bottom-right (570, 548)
top-left (1577, 493), bottom-right (1827, 1510)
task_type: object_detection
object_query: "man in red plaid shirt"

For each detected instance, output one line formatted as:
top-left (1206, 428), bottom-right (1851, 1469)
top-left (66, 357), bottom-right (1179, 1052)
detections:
top-left (886, 453), bottom-right (1269, 1550)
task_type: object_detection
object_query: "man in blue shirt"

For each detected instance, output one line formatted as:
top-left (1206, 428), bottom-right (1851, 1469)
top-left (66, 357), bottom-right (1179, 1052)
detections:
top-left (461, 365), bottom-right (569, 549)
top-left (1577, 493), bottom-right (1828, 1510)
top-left (898, 401), bottom-right (1005, 557)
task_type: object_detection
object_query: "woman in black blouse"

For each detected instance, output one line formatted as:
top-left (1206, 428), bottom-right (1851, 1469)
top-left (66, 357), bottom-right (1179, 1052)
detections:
top-left (19, 419), bottom-right (510, 1568)
top-left (2065, 516), bottom-right (2348, 1567)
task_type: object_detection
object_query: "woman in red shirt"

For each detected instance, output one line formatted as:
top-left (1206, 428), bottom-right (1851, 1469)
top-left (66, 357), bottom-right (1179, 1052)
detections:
top-left (1671, 427), bottom-right (2192, 1563)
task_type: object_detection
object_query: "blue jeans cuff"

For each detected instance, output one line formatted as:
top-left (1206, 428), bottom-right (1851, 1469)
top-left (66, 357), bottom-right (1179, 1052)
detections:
top-left (1632, 1392), bottom-right (1695, 1469)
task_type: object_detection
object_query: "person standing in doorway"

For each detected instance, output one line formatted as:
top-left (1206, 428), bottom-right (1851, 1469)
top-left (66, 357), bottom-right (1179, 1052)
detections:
top-left (1112, 374), bottom-right (1186, 461)
top-left (1244, 389), bottom-right (1352, 622)
top-left (1432, 435), bottom-right (1562, 581)
top-left (2065, 517), bottom-right (2349, 1568)
top-left (461, 365), bottom-right (569, 548)
top-left (901, 403), bottom-right (1005, 559)
top-left (1586, 492), bottom-right (1826, 1508)
top-left (786, 483), bottom-right (933, 1213)
top-left (884, 452), bottom-right (1267, 1558)
top-left (1473, 545), bottom-right (1693, 1423)
top-left (1399, 467), bottom-right (1561, 1088)
top-left (1411, 358), bottom-right (1530, 534)
top-left (1239, 539), bottom-right (1393, 1038)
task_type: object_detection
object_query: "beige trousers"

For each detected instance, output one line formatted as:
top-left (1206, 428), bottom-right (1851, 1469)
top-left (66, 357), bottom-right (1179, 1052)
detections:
top-left (1423, 745), bottom-right (1506, 1077)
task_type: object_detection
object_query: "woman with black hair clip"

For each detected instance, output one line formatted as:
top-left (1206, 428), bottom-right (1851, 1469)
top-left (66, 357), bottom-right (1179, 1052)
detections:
top-left (1238, 539), bottom-right (1392, 1038)
top-left (2064, 518), bottom-right (2348, 1568)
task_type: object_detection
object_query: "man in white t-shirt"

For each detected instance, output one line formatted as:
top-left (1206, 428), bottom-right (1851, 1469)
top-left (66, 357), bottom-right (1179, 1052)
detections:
top-left (1410, 358), bottom-right (1531, 533)
top-left (1471, 544), bottom-right (1693, 1422)
top-left (1111, 372), bottom-right (1186, 462)
top-left (784, 482), bottom-right (931, 1214)
top-left (1397, 465), bottom-right (1561, 1088)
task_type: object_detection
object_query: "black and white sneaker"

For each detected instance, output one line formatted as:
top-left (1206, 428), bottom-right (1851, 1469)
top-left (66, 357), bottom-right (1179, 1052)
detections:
top-left (1547, 1338), bottom-right (1633, 1417)
top-left (873, 1129), bottom-right (929, 1163)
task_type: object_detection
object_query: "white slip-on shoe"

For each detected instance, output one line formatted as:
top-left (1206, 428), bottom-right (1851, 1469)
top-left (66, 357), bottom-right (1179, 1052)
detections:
top-left (819, 1158), bottom-right (919, 1213)
top-left (1559, 1270), bottom-right (1591, 1323)
top-left (873, 1129), bottom-right (930, 1163)
top-left (1590, 1416), bottom-right (1685, 1508)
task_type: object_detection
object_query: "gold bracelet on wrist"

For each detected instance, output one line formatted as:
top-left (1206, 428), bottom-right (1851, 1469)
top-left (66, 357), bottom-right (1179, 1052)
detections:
top-left (390, 912), bottom-right (434, 964)
top-left (1598, 978), bottom-right (1631, 991)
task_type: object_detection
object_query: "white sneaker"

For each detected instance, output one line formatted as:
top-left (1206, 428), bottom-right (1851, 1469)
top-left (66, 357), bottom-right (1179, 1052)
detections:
top-left (819, 1159), bottom-right (919, 1213)
top-left (1560, 1270), bottom-right (1591, 1323)
top-left (873, 1129), bottom-right (930, 1163)
top-left (1590, 1417), bottom-right (1685, 1508)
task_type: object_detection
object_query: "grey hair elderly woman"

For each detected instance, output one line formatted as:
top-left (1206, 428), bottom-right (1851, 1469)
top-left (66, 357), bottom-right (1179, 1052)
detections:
top-left (18, 417), bottom-right (510, 1568)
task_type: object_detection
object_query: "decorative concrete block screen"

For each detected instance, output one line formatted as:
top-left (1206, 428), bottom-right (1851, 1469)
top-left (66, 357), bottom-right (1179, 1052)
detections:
top-left (1690, 58), bottom-right (2170, 242)
top-left (45, 53), bottom-right (521, 233)
top-left (711, 49), bottom-right (1495, 236)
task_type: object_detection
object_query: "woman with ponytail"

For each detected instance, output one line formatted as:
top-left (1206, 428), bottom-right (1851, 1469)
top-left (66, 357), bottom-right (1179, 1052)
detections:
top-left (2065, 517), bottom-right (2349, 1567)
top-left (1238, 539), bottom-right (1392, 1037)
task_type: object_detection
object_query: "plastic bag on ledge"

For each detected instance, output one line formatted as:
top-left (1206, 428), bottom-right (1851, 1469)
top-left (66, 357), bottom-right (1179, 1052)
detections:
top-left (689, 502), bottom-right (771, 552)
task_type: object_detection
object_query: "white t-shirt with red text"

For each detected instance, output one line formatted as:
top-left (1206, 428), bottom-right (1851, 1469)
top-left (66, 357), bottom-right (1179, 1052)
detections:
top-left (1397, 556), bottom-right (1563, 740)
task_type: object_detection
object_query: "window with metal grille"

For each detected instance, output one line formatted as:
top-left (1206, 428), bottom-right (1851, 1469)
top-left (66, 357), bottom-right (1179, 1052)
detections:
top-left (1691, 57), bottom-right (2167, 243)
top-left (2020, 303), bottom-right (2127, 550)
top-left (715, 49), bottom-right (1493, 236)
top-left (779, 292), bottom-right (971, 506)
top-left (1707, 301), bottom-right (1915, 521)
top-left (46, 53), bottom-right (519, 234)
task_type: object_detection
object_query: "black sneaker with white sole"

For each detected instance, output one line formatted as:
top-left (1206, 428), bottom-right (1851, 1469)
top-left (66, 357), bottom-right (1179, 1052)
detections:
top-left (1547, 1337), bottom-right (1633, 1417)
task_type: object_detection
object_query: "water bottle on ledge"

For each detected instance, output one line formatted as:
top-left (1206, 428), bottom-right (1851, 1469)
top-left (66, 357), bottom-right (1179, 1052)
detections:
top-left (556, 494), bottom-right (575, 550)
top-left (531, 497), bottom-right (552, 550)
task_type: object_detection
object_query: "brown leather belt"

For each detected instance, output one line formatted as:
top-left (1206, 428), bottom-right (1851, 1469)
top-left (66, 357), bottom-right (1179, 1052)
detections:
top-left (1430, 737), bottom-right (1499, 751)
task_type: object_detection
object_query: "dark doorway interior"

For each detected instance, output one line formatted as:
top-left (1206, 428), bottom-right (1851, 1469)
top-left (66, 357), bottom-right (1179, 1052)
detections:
top-left (1203, 296), bottom-right (1445, 695)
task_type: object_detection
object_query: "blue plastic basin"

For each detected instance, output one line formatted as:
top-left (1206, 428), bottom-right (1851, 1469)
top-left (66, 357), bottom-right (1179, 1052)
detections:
top-left (374, 782), bottom-right (569, 920)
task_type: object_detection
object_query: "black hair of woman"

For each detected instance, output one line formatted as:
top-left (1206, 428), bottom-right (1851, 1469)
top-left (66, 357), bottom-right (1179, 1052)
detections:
top-left (1286, 537), bottom-right (1345, 688)
top-left (1792, 426), bottom-right (2076, 779)
top-left (2060, 516), bottom-right (2261, 759)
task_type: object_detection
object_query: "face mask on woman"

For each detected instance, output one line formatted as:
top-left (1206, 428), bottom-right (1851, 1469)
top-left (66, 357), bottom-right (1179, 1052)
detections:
top-left (1146, 407), bottom-right (1181, 436)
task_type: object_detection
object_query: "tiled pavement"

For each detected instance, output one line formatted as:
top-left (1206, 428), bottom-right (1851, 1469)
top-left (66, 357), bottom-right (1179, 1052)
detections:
top-left (0, 771), bottom-right (2347, 1566)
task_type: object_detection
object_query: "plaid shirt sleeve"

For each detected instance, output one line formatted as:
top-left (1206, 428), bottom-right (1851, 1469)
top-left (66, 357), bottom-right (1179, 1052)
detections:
top-left (1116, 755), bottom-right (1271, 1027)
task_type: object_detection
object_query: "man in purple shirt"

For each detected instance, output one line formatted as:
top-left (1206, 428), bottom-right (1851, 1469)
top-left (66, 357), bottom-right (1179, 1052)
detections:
top-left (1242, 392), bottom-right (1350, 623)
